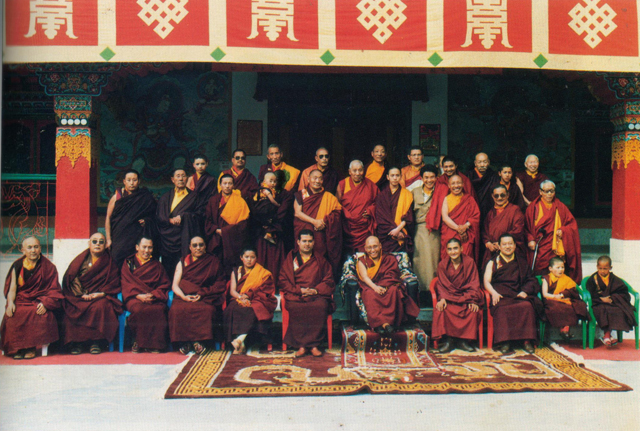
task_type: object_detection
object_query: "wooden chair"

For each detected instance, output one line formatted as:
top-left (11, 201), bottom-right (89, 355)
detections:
top-left (280, 295), bottom-right (333, 351)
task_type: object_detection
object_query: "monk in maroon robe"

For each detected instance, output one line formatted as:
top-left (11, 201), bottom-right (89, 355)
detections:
top-left (516, 154), bottom-right (549, 205)
top-left (433, 239), bottom-right (483, 352)
top-left (467, 152), bottom-right (497, 219)
top-left (337, 160), bottom-right (378, 254)
top-left (525, 180), bottom-right (582, 281)
top-left (121, 237), bottom-right (171, 352)
top-left (365, 144), bottom-right (389, 189)
top-left (62, 233), bottom-right (123, 354)
top-left (481, 184), bottom-right (526, 268)
top-left (293, 169), bottom-right (343, 274)
top-left (1, 237), bottom-right (63, 359)
top-left (494, 164), bottom-right (526, 212)
top-left (279, 231), bottom-right (335, 357)
top-left (298, 148), bottom-right (340, 195)
top-left (356, 236), bottom-right (420, 334)
top-left (375, 167), bottom-right (414, 253)
top-left (440, 175), bottom-right (481, 262)
top-left (217, 149), bottom-right (259, 200)
top-left (257, 145), bottom-right (301, 192)
top-left (169, 236), bottom-right (227, 355)
top-left (484, 234), bottom-right (542, 354)
top-left (187, 155), bottom-right (218, 215)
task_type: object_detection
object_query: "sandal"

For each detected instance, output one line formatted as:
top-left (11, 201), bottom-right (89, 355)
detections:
top-left (131, 342), bottom-right (140, 354)
top-left (147, 349), bottom-right (160, 354)
top-left (179, 343), bottom-right (192, 355)
top-left (13, 351), bottom-right (24, 360)
top-left (231, 339), bottom-right (242, 355)
top-left (70, 345), bottom-right (82, 355)
top-left (193, 342), bottom-right (205, 355)
top-left (89, 344), bottom-right (102, 355)
top-left (23, 349), bottom-right (37, 360)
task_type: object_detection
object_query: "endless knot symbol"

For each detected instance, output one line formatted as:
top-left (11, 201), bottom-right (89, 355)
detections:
top-left (137, 0), bottom-right (189, 39)
top-left (247, 0), bottom-right (298, 42)
top-left (568, 0), bottom-right (617, 48)
top-left (356, 0), bottom-right (407, 44)
top-left (462, 0), bottom-right (512, 49)
top-left (25, 0), bottom-right (77, 40)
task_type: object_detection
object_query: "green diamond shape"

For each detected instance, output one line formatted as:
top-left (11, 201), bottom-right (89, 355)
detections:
top-left (320, 50), bottom-right (335, 65)
top-left (533, 54), bottom-right (548, 68)
top-left (211, 48), bottom-right (226, 62)
top-left (100, 47), bottom-right (115, 62)
top-left (428, 52), bottom-right (443, 67)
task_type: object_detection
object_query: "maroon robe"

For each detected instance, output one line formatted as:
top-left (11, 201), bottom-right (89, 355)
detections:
top-left (338, 177), bottom-right (378, 253)
top-left (1, 256), bottom-right (63, 355)
top-left (357, 254), bottom-right (420, 329)
top-left (258, 163), bottom-right (301, 191)
top-left (440, 193), bottom-right (481, 263)
top-left (299, 165), bottom-right (340, 195)
top-left (497, 180), bottom-right (527, 212)
top-left (426, 171), bottom-right (477, 232)
top-left (364, 160), bottom-right (389, 190)
top-left (542, 274), bottom-right (588, 329)
top-left (481, 203), bottom-right (526, 268)
top-left (249, 190), bottom-right (287, 283)
top-left (220, 168), bottom-right (259, 200)
top-left (586, 272), bottom-right (636, 332)
top-left (169, 253), bottom-right (227, 343)
top-left (188, 172), bottom-right (218, 214)
top-left (467, 167), bottom-right (497, 218)
top-left (204, 193), bottom-right (249, 272)
top-left (432, 255), bottom-right (483, 341)
top-left (61, 250), bottom-right (123, 344)
top-left (279, 251), bottom-right (335, 348)
top-left (516, 171), bottom-right (549, 203)
top-left (121, 256), bottom-right (171, 350)
top-left (374, 186), bottom-right (414, 253)
top-left (487, 254), bottom-right (542, 344)
top-left (525, 196), bottom-right (582, 282)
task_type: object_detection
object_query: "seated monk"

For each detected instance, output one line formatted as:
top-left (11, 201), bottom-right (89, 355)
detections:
top-left (483, 233), bottom-right (542, 354)
top-left (217, 149), bottom-right (259, 200)
top-left (1, 237), bottom-right (63, 360)
top-left (187, 154), bottom-right (218, 214)
top-left (121, 237), bottom-right (171, 353)
top-left (433, 239), bottom-right (483, 353)
top-left (400, 146), bottom-right (425, 191)
top-left (365, 144), bottom-right (389, 190)
top-left (516, 154), bottom-right (549, 206)
top-left (541, 257), bottom-right (588, 341)
top-left (279, 230), bottom-right (336, 358)
top-left (356, 236), bottom-right (420, 334)
top-left (169, 236), bottom-right (227, 355)
top-left (586, 256), bottom-right (637, 347)
top-left (481, 184), bottom-right (525, 268)
top-left (205, 173), bottom-right (250, 272)
top-left (375, 167), bottom-right (414, 254)
top-left (62, 233), bottom-right (123, 355)
top-left (258, 144), bottom-right (301, 192)
top-left (336, 160), bottom-right (378, 254)
top-left (440, 175), bottom-right (481, 262)
top-left (224, 248), bottom-right (277, 354)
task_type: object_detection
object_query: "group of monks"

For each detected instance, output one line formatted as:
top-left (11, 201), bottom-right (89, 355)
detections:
top-left (2, 146), bottom-right (636, 359)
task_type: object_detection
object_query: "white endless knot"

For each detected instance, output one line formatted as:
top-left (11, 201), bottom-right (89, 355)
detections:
top-left (462, 0), bottom-right (512, 49)
top-left (248, 0), bottom-right (298, 42)
top-left (25, 0), bottom-right (77, 40)
top-left (137, 0), bottom-right (189, 39)
top-left (568, 0), bottom-right (617, 48)
top-left (356, 0), bottom-right (407, 44)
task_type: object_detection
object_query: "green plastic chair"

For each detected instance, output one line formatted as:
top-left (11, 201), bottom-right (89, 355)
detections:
top-left (581, 276), bottom-right (640, 350)
top-left (538, 275), bottom-right (589, 349)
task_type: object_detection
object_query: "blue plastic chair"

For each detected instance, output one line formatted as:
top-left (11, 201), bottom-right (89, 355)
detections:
top-left (118, 291), bottom-right (174, 352)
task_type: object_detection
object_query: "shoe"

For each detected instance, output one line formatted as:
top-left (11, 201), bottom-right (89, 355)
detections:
top-left (499, 343), bottom-right (513, 354)
top-left (193, 342), bottom-right (205, 355)
top-left (384, 324), bottom-right (395, 335)
top-left (523, 341), bottom-right (535, 354)
top-left (310, 347), bottom-right (323, 357)
top-left (23, 349), bottom-right (36, 359)
top-left (294, 347), bottom-right (307, 358)
top-left (438, 339), bottom-right (454, 354)
top-left (89, 344), bottom-right (101, 355)
top-left (458, 340), bottom-right (476, 352)
top-left (131, 342), bottom-right (140, 354)
top-left (148, 349), bottom-right (160, 354)
top-left (179, 343), bottom-right (192, 355)
top-left (13, 351), bottom-right (24, 360)
top-left (70, 344), bottom-right (82, 355)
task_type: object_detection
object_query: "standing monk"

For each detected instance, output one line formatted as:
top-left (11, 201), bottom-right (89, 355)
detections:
top-left (440, 175), bottom-right (481, 262)
top-left (494, 164), bottom-right (526, 212)
top-left (121, 237), bottom-right (171, 353)
top-left (258, 144), bottom-right (301, 192)
top-left (187, 154), bottom-right (218, 214)
top-left (336, 160), bottom-right (378, 254)
top-left (375, 167), bottom-right (414, 253)
top-left (218, 149), bottom-right (259, 200)
top-left (105, 169), bottom-right (157, 268)
top-left (467, 152), bottom-right (496, 218)
top-left (412, 165), bottom-right (440, 291)
top-left (1, 237), bottom-right (63, 359)
top-left (356, 236), bottom-right (420, 334)
top-left (279, 230), bottom-right (336, 357)
top-left (516, 154), bottom-right (549, 206)
top-left (365, 144), bottom-right (389, 190)
top-left (400, 146), bottom-right (425, 191)
top-left (293, 169), bottom-right (343, 273)
top-left (61, 233), bottom-right (123, 355)
top-left (525, 180), bottom-right (582, 281)
top-left (298, 148), bottom-right (340, 195)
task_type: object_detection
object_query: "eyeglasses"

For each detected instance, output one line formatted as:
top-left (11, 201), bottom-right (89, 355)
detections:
top-left (493, 193), bottom-right (507, 198)
top-left (317, 154), bottom-right (330, 159)
top-left (191, 243), bottom-right (205, 248)
top-left (541, 189), bottom-right (555, 194)
top-left (234, 156), bottom-right (246, 160)
top-left (91, 239), bottom-right (105, 245)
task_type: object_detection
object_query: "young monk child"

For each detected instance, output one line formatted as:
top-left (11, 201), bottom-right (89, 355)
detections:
top-left (541, 257), bottom-right (588, 340)
top-left (257, 173), bottom-right (281, 244)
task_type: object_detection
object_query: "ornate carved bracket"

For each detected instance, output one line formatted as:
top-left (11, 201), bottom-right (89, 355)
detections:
top-left (602, 73), bottom-right (640, 100)
top-left (27, 63), bottom-right (121, 97)
top-left (55, 128), bottom-right (94, 168)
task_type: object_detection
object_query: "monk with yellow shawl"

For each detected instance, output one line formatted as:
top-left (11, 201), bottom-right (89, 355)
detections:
top-left (258, 144), bottom-right (301, 192)
top-left (375, 167), bottom-right (414, 253)
top-left (441, 175), bottom-right (481, 262)
top-left (364, 144), bottom-right (389, 190)
top-left (399, 146), bottom-right (425, 191)
top-left (224, 248), bottom-right (277, 354)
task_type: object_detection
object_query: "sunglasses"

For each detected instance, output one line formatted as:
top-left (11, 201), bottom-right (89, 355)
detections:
top-left (317, 154), bottom-right (330, 159)
top-left (234, 156), bottom-right (246, 160)
top-left (91, 239), bottom-right (105, 245)
top-left (191, 243), bottom-right (205, 248)
top-left (493, 193), bottom-right (507, 198)
top-left (541, 189), bottom-right (555, 194)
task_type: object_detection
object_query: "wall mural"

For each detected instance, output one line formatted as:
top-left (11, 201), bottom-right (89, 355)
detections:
top-left (98, 69), bottom-right (230, 204)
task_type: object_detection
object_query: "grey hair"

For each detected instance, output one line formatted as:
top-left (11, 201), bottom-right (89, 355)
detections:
top-left (539, 179), bottom-right (556, 190)
top-left (349, 160), bottom-right (364, 169)
top-left (525, 154), bottom-right (539, 164)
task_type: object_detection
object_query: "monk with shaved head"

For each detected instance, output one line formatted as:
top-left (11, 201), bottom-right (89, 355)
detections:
top-left (467, 152), bottom-right (496, 218)
top-left (516, 154), bottom-right (549, 206)
top-left (440, 175), bottom-right (481, 262)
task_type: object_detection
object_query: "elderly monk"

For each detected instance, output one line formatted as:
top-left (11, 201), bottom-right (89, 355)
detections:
top-left (495, 164), bottom-right (526, 212)
top-left (481, 184), bottom-right (526, 268)
top-left (433, 239), bottom-right (483, 353)
top-left (467, 152), bottom-right (497, 218)
top-left (187, 154), bottom-right (218, 214)
top-left (156, 168), bottom-right (202, 278)
top-left (218, 149), bottom-right (259, 200)
top-left (205, 173), bottom-right (250, 272)
top-left (400, 146), bottom-right (425, 191)
top-left (294, 169), bottom-right (343, 273)
top-left (170, 236), bottom-right (227, 355)
top-left (121, 237), bottom-right (171, 353)
top-left (586, 256), bottom-right (637, 347)
top-left (525, 180), bottom-right (582, 281)
top-left (1, 237), bottom-right (63, 360)
top-left (105, 169), bottom-right (157, 267)
top-left (441, 175), bottom-right (481, 262)
top-left (516, 154), bottom-right (549, 206)
top-left (258, 144), bottom-right (301, 192)
top-left (412, 165), bottom-right (440, 291)
top-left (279, 230), bottom-right (336, 357)
top-left (375, 167), bottom-right (414, 253)
top-left (298, 147), bottom-right (340, 195)
top-left (337, 160), bottom-right (378, 254)
top-left (62, 233), bottom-right (123, 355)
top-left (356, 236), bottom-right (420, 334)
top-left (365, 144), bottom-right (389, 189)
top-left (484, 233), bottom-right (542, 354)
